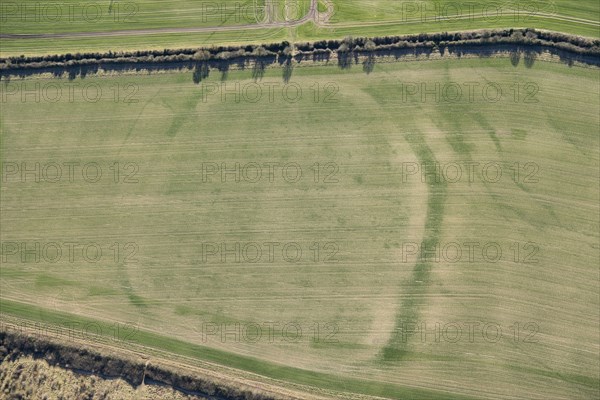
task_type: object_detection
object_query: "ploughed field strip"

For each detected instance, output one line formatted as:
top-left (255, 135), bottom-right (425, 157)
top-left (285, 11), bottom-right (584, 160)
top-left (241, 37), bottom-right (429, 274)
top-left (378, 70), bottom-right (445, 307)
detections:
top-left (1, 55), bottom-right (598, 399)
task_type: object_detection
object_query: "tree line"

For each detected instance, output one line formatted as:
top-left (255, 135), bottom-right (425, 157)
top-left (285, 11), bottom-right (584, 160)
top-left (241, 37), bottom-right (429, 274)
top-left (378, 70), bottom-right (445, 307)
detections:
top-left (1, 29), bottom-right (598, 79)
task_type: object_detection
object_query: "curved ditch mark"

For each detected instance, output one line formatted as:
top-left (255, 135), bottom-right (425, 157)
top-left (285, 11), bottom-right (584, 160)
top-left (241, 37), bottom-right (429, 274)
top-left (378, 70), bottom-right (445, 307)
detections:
top-left (120, 88), bottom-right (163, 147)
top-left (164, 90), bottom-right (205, 138)
top-left (380, 131), bottom-right (448, 362)
top-left (115, 261), bottom-right (150, 310)
top-left (0, 330), bottom-right (282, 400)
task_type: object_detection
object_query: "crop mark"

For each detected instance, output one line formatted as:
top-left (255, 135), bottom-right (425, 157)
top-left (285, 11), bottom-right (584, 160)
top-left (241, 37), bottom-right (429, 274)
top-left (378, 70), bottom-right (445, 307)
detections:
top-left (381, 130), bottom-right (447, 361)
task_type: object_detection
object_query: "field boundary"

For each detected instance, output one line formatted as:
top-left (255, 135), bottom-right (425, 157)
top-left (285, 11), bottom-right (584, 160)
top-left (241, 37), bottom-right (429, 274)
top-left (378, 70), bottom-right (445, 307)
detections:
top-left (1, 28), bottom-right (598, 81)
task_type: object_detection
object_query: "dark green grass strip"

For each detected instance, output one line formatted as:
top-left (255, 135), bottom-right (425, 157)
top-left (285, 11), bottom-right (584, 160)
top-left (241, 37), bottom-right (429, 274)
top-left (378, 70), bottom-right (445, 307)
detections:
top-left (0, 299), bottom-right (477, 399)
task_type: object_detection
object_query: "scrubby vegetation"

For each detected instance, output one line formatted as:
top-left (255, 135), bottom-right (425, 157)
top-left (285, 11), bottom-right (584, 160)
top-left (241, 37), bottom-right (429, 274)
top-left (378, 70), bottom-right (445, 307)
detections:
top-left (0, 331), bottom-right (285, 400)
top-left (1, 356), bottom-right (209, 400)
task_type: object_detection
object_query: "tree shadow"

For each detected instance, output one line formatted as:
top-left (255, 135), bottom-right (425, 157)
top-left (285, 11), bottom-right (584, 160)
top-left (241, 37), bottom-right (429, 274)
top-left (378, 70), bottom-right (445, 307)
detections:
top-left (510, 50), bottom-right (521, 67)
top-left (524, 50), bottom-right (537, 68)
top-left (217, 62), bottom-right (230, 81)
top-left (337, 51), bottom-right (352, 70)
top-left (362, 53), bottom-right (375, 74)
top-left (251, 57), bottom-right (267, 81)
top-left (192, 61), bottom-right (210, 84)
top-left (282, 58), bottom-right (293, 83)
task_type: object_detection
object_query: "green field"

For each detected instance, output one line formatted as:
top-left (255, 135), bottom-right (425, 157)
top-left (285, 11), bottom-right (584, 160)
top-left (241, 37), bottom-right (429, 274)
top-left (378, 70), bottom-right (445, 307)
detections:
top-left (0, 0), bottom-right (306, 33)
top-left (330, 0), bottom-right (599, 22)
top-left (1, 0), bottom-right (598, 57)
top-left (1, 55), bottom-right (598, 398)
top-left (0, 0), bottom-right (308, 56)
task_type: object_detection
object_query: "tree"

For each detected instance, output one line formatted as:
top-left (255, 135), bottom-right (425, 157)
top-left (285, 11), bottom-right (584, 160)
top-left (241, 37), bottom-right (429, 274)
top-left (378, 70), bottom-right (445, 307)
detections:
top-left (338, 43), bottom-right (350, 53)
top-left (193, 50), bottom-right (210, 61)
top-left (364, 39), bottom-right (376, 51)
top-left (282, 46), bottom-right (294, 57)
top-left (252, 46), bottom-right (269, 57)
